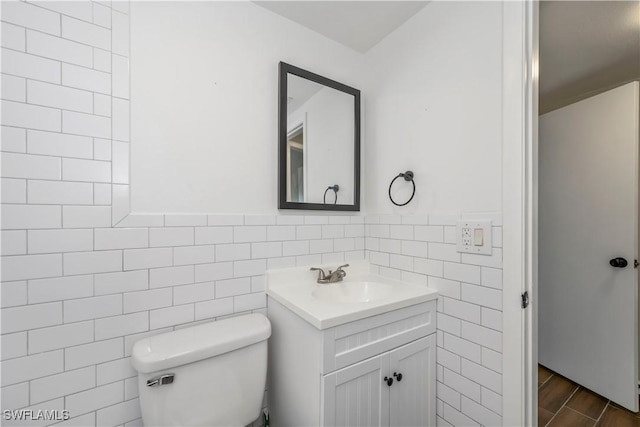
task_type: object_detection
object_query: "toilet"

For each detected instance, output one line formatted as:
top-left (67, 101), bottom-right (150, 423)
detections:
top-left (131, 313), bottom-right (271, 426)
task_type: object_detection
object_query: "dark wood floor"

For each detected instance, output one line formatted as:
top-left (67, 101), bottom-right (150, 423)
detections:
top-left (538, 365), bottom-right (640, 427)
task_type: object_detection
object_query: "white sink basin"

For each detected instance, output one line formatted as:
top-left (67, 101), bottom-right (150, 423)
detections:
top-left (312, 281), bottom-right (394, 304)
top-left (266, 261), bottom-right (439, 329)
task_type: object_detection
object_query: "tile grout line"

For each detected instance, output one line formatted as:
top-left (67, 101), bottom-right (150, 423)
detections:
top-left (564, 406), bottom-right (599, 423)
top-left (594, 401), bottom-right (610, 425)
top-left (538, 371), bottom-right (554, 389)
top-left (543, 384), bottom-right (580, 427)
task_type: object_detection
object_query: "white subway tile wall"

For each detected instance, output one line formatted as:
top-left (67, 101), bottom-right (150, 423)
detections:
top-left (0, 2), bottom-right (503, 426)
top-left (365, 214), bottom-right (503, 426)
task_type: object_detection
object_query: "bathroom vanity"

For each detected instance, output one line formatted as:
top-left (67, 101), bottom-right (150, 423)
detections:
top-left (266, 262), bottom-right (438, 426)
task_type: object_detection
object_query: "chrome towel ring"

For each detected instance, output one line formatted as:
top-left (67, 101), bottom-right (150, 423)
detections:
top-left (388, 171), bottom-right (415, 206)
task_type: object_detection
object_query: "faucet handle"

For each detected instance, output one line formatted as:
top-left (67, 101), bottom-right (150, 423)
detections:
top-left (310, 267), bottom-right (326, 280)
top-left (335, 264), bottom-right (349, 279)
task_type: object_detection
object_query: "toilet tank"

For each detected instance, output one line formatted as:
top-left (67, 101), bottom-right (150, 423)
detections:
top-left (131, 314), bottom-right (271, 427)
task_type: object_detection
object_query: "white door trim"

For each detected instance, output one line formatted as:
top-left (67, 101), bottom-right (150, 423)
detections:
top-left (502, 1), bottom-right (538, 426)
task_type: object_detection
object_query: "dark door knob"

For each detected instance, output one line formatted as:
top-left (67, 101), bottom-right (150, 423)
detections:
top-left (393, 372), bottom-right (403, 382)
top-left (383, 376), bottom-right (393, 386)
top-left (609, 257), bottom-right (628, 268)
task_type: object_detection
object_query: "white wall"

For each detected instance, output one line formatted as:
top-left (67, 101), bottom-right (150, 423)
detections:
top-left (288, 87), bottom-right (355, 204)
top-left (364, 213), bottom-right (504, 426)
top-left (131, 1), bottom-right (504, 216)
top-left (1, 1), bottom-right (510, 425)
top-left (363, 2), bottom-right (503, 214)
top-left (130, 2), bottom-right (364, 213)
top-left (359, 4), bottom-right (506, 424)
top-left (0, 2), bottom-right (366, 425)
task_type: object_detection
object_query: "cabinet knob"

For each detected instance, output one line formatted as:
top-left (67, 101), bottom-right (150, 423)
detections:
top-left (383, 376), bottom-right (393, 386)
top-left (393, 372), bottom-right (403, 382)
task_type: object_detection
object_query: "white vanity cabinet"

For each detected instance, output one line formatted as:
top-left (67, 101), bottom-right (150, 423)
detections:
top-left (267, 298), bottom-right (437, 427)
top-left (322, 334), bottom-right (435, 426)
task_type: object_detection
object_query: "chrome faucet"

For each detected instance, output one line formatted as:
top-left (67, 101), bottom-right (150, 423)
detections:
top-left (310, 264), bottom-right (349, 284)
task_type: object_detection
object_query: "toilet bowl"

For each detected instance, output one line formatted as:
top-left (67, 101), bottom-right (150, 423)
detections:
top-left (131, 313), bottom-right (271, 426)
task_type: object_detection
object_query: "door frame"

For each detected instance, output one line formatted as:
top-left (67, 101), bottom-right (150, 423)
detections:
top-left (502, 1), bottom-right (538, 426)
top-left (286, 114), bottom-right (308, 202)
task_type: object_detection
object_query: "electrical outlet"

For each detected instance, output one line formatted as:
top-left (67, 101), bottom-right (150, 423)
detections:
top-left (462, 227), bottom-right (472, 246)
top-left (456, 220), bottom-right (492, 255)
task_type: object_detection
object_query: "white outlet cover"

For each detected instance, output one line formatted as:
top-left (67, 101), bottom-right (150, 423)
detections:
top-left (456, 220), bottom-right (492, 255)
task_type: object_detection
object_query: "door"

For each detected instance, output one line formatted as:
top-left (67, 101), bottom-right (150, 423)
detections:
top-left (539, 81), bottom-right (639, 411)
top-left (321, 352), bottom-right (390, 427)
top-left (389, 335), bottom-right (436, 427)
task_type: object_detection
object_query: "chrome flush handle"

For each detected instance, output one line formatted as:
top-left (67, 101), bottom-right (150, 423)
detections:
top-left (147, 373), bottom-right (175, 387)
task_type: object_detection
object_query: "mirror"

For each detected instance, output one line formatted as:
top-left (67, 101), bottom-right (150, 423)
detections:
top-left (278, 62), bottom-right (361, 211)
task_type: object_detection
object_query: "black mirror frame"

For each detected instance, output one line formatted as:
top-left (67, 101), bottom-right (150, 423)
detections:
top-left (278, 62), bottom-right (361, 211)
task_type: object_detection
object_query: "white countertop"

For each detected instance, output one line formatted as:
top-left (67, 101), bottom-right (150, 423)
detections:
top-left (265, 261), bottom-right (439, 330)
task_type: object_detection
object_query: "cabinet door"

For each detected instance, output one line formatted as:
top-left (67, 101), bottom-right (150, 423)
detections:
top-left (321, 352), bottom-right (390, 427)
top-left (389, 335), bottom-right (436, 427)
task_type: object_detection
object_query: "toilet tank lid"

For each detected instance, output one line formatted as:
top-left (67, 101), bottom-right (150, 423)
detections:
top-left (131, 313), bottom-right (271, 374)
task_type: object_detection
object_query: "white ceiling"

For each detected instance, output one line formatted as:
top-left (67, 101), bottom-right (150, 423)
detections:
top-left (539, 1), bottom-right (640, 113)
top-left (256, 1), bottom-right (639, 113)
top-left (254, 1), bottom-right (429, 53)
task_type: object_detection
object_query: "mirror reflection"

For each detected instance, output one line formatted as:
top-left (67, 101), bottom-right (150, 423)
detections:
top-left (287, 75), bottom-right (355, 205)
top-left (279, 63), bottom-right (360, 211)
top-left (286, 120), bottom-right (305, 203)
